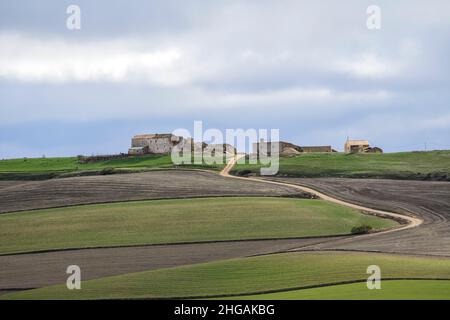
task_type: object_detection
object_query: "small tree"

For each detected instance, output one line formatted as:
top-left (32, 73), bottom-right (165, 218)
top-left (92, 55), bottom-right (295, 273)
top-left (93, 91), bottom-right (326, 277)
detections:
top-left (351, 225), bottom-right (373, 235)
top-left (237, 169), bottom-right (252, 177)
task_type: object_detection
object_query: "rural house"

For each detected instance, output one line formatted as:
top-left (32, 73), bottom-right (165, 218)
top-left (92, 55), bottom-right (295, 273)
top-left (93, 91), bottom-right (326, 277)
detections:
top-left (128, 133), bottom-right (191, 155)
top-left (128, 134), bottom-right (236, 156)
top-left (344, 138), bottom-right (383, 153)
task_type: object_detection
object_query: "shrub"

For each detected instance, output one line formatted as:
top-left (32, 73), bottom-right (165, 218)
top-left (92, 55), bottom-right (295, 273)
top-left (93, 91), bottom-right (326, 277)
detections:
top-left (237, 169), bottom-right (252, 176)
top-left (351, 225), bottom-right (373, 235)
top-left (100, 167), bottom-right (115, 175)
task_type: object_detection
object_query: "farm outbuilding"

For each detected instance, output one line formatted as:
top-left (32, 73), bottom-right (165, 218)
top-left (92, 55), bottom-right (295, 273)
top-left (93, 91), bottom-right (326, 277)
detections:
top-left (253, 140), bottom-right (334, 156)
top-left (344, 139), bottom-right (383, 154)
top-left (344, 139), bottom-right (370, 153)
top-left (128, 146), bottom-right (149, 155)
top-left (299, 146), bottom-right (334, 153)
top-left (366, 146), bottom-right (383, 153)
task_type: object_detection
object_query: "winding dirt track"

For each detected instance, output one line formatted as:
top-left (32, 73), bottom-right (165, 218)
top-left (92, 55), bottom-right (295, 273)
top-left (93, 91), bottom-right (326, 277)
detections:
top-left (1, 156), bottom-right (450, 295)
top-left (221, 155), bottom-right (422, 235)
top-left (221, 156), bottom-right (450, 256)
top-left (266, 178), bottom-right (450, 256)
top-left (223, 155), bottom-right (450, 256)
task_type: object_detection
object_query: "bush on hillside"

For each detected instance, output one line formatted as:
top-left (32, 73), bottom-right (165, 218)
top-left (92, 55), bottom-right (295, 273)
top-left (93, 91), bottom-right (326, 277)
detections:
top-left (237, 169), bottom-right (252, 177)
top-left (351, 225), bottom-right (373, 235)
top-left (100, 167), bottom-right (115, 175)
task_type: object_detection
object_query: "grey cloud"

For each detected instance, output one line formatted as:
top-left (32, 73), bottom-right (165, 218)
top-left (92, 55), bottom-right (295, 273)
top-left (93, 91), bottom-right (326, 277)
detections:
top-left (1, 0), bottom-right (450, 157)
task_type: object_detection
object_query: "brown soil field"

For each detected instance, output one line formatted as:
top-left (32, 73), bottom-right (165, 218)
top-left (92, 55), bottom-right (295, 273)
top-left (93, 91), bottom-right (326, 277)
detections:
top-left (265, 177), bottom-right (450, 257)
top-left (0, 170), bottom-right (307, 214)
top-left (2, 170), bottom-right (450, 295)
top-left (0, 181), bottom-right (26, 189)
top-left (0, 237), bottom-right (343, 294)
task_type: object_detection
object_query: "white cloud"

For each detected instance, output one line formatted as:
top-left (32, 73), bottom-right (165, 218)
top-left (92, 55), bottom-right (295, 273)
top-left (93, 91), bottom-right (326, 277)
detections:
top-left (336, 54), bottom-right (399, 79)
top-left (0, 1), bottom-right (448, 129)
top-left (1, 1), bottom-right (450, 158)
top-left (194, 87), bottom-right (392, 109)
top-left (0, 30), bottom-right (397, 126)
top-left (0, 33), bottom-right (186, 86)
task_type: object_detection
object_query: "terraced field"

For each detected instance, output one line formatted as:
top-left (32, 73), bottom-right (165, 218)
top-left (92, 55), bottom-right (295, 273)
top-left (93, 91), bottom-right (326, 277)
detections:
top-left (266, 177), bottom-right (450, 256)
top-left (0, 238), bottom-right (340, 294)
top-left (3, 251), bottom-right (450, 300)
top-left (231, 280), bottom-right (450, 300)
top-left (0, 197), bottom-right (395, 254)
top-left (1, 162), bottom-right (450, 300)
top-left (0, 170), bottom-right (308, 214)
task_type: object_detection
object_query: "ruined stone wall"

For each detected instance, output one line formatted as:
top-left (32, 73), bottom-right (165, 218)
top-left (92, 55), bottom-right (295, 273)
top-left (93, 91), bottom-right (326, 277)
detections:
top-left (131, 137), bottom-right (173, 154)
top-left (300, 146), bottom-right (332, 153)
top-left (147, 137), bottom-right (173, 154)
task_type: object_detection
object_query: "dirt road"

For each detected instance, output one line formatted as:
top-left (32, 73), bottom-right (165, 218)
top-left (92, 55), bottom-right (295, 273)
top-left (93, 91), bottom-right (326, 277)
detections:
top-left (2, 159), bottom-right (449, 295)
top-left (220, 155), bottom-right (422, 234)
top-left (221, 156), bottom-right (449, 256)
top-left (266, 178), bottom-right (450, 256)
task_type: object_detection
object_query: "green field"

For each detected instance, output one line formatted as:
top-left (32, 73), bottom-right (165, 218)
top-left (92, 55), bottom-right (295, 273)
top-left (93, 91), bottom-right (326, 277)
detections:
top-left (4, 252), bottom-right (450, 300)
top-left (0, 155), bottom-right (173, 172)
top-left (0, 154), bottom-right (226, 180)
top-left (2, 150), bottom-right (449, 181)
top-left (230, 280), bottom-right (450, 300)
top-left (0, 197), bottom-right (396, 254)
top-left (232, 151), bottom-right (450, 180)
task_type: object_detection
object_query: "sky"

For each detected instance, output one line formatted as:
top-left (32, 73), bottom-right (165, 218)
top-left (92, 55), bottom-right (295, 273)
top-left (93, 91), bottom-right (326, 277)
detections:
top-left (1, 0), bottom-right (450, 158)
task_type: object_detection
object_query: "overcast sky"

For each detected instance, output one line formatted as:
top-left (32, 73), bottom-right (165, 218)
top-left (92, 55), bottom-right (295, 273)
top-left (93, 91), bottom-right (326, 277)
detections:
top-left (1, 0), bottom-right (450, 158)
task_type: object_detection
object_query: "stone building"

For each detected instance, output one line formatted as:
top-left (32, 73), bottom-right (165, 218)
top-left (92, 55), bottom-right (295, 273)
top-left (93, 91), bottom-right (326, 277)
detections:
top-left (299, 146), bottom-right (334, 153)
top-left (128, 134), bottom-right (190, 155)
top-left (344, 139), bottom-right (370, 153)
top-left (252, 140), bottom-right (333, 156)
top-left (366, 146), bottom-right (383, 153)
top-left (128, 133), bottom-right (236, 156)
top-left (128, 145), bottom-right (150, 155)
top-left (344, 139), bottom-right (383, 153)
